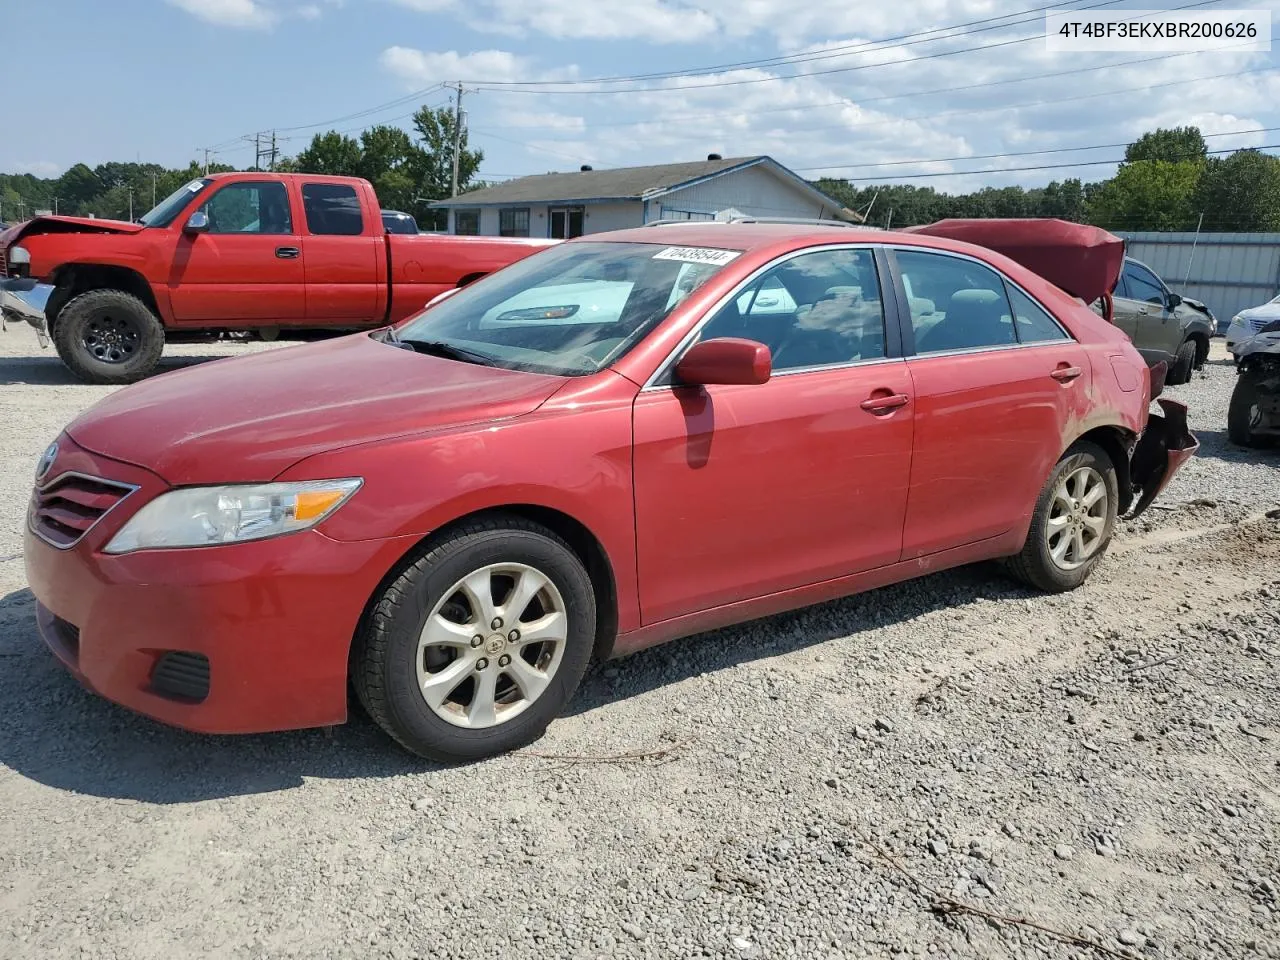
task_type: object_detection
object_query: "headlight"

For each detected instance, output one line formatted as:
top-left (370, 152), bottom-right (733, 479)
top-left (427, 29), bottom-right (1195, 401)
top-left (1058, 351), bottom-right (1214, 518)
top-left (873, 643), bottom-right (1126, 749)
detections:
top-left (104, 478), bottom-right (362, 554)
top-left (7, 246), bottom-right (30, 265)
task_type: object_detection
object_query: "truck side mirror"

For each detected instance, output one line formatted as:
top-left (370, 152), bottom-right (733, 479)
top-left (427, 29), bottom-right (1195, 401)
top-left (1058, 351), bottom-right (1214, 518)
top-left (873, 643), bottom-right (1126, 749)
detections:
top-left (184, 211), bottom-right (209, 234)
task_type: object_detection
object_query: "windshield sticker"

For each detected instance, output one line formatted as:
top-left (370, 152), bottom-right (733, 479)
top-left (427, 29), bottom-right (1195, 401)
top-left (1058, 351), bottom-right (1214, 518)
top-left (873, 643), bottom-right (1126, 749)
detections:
top-left (186, 180), bottom-right (204, 192)
top-left (652, 246), bottom-right (742, 266)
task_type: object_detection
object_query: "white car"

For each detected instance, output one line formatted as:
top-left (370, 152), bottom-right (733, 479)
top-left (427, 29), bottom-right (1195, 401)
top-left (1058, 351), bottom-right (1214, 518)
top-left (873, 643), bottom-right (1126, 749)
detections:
top-left (1225, 294), bottom-right (1280, 349)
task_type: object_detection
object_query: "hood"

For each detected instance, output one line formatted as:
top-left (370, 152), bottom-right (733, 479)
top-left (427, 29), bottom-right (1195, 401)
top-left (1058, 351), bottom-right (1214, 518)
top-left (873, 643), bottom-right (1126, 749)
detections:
top-left (66, 333), bottom-right (567, 485)
top-left (903, 218), bottom-right (1124, 305)
top-left (1240, 302), bottom-right (1280, 320)
top-left (1, 215), bottom-right (145, 248)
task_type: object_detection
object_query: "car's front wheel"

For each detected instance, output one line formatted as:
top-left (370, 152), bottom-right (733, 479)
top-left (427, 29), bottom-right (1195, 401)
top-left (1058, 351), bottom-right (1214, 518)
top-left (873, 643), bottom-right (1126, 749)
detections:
top-left (1006, 442), bottom-right (1118, 592)
top-left (352, 517), bottom-right (597, 761)
top-left (53, 289), bottom-right (166, 384)
top-left (1228, 369), bottom-right (1273, 448)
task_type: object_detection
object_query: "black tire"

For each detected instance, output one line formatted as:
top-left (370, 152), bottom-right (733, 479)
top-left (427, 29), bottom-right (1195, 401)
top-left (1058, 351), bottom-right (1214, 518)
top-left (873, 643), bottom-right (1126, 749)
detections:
top-left (1006, 441), bottom-right (1119, 593)
top-left (52, 289), bottom-right (165, 384)
top-left (1168, 339), bottom-right (1196, 385)
top-left (1228, 369), bottom-right (1271, 448)
top-left (352, 516), bottom-right (596, 761)
top-left (253, 326), bottom-right (281, 342)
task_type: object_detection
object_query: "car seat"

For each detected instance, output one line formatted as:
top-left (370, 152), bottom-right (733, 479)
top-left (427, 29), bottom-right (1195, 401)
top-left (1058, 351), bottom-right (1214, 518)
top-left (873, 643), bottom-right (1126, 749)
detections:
top-left (916, 288), bottom-right (1013, 353)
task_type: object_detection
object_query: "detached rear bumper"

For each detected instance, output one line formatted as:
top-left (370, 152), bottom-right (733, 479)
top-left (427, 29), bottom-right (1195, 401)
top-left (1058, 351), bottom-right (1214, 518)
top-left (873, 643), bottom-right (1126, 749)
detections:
top-left (1126, 398), bottom-right (1198, 520)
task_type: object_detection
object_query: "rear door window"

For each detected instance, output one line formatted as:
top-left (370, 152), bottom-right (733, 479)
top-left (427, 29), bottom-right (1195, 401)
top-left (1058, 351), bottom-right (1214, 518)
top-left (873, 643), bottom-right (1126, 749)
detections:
top-left (302, 183), bottom-right (364, 236)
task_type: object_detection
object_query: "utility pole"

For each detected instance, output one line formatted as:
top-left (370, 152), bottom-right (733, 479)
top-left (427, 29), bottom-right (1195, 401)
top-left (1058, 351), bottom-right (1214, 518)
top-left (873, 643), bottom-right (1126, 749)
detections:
top-left (202, 148), bottom-right (211, 175)
top-left (152, 173), bottom-right (158, 207)
top-left (448, 82), bottom-right (475, 198)
top-left (269, 131), bottom-right (278, 171)
top-left (128, 190), bottom-right (134, 222)
top-left (52, 197), bottom-right (58, 215)
top-left (254, 132), bottom-right (262, 171)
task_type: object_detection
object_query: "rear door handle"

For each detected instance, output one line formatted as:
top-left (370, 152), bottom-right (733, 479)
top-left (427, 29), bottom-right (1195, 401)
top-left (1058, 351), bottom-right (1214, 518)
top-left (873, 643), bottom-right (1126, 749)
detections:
top-left (276, 246), bottom-right (300, 259)
top-left (1051, 365), bottom-right (1083, 383)
top-left (860, 393), bottom-right (910, 413)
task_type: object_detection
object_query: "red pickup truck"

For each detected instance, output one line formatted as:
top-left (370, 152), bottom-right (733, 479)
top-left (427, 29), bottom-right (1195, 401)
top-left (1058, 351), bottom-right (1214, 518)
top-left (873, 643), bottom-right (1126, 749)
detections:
top-left (0, 172), bottom-right (555, 383)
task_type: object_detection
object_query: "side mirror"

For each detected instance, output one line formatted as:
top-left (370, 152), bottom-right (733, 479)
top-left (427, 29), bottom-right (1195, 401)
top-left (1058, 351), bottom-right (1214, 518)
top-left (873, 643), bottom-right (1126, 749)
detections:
top-left (1166, 292), bottom-right (1182, 309)
top-left (183, 211), bottom-right (209, 234)
top-left (675, 337), bottom-right (771, 386)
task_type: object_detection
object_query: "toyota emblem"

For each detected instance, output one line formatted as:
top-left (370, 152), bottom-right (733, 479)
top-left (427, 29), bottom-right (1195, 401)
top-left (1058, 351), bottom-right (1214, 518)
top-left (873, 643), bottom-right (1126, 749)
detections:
top-left (35, 441), bottom-right (58, 482)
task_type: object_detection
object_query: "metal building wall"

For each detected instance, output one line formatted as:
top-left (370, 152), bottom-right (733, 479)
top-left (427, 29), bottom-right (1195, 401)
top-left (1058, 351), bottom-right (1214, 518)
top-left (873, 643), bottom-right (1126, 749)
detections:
top-left (1118, 232), bottom-right (1280, 330)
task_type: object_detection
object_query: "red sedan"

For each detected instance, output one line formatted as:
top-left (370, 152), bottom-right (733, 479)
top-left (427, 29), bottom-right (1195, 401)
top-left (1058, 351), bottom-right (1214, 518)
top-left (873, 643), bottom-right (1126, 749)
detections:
top-left (24, 221), bottom-right (1197, 761)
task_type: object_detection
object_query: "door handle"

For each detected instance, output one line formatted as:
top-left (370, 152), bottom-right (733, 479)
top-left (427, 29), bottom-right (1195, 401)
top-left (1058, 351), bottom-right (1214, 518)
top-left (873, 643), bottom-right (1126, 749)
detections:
top-left (1137, 306), bottom-right (1149, 315)
top-left (275, 246), bottom-right (300, 259)
top-left (860, 393), bottom-right (910, 413)
top-left (1051, 365), bottom-right (1083, 383)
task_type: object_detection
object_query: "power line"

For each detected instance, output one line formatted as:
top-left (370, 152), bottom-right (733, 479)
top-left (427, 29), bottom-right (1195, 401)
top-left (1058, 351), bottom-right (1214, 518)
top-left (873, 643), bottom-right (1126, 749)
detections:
top-left (465, 0), bottom-right (1223, 94)
top-left (468, 0), bottom-right (1110, 88)
top-left (814, 142), bottom-right (1280, 182)
top-left (794, 125), bottom-right (1280, 173)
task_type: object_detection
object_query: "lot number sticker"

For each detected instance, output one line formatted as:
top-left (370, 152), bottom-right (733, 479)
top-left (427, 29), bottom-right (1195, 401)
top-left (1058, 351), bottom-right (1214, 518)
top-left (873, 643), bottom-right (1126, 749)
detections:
top-left (652, 246), bottom-right (742, 266)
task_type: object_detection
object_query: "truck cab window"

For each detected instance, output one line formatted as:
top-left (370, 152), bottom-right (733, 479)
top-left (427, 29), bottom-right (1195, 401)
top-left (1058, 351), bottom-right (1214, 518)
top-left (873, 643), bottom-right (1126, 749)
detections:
top-left (302, 183), bottom-right (364, 236)
top-left (201, 182), bottom-right (292, 235)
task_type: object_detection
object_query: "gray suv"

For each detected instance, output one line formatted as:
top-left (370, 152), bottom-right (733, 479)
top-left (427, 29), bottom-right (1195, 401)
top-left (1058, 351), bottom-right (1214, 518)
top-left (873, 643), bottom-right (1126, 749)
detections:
top-left (1096, 257), bottom-right (1215, 385)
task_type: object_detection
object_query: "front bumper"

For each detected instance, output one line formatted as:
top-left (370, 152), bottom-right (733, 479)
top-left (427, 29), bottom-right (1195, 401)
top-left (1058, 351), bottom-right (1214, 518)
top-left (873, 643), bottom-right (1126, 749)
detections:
top-left (0, 277), bottom-right (47, 341)
top-left (23, 437), bottom-right (418, 735)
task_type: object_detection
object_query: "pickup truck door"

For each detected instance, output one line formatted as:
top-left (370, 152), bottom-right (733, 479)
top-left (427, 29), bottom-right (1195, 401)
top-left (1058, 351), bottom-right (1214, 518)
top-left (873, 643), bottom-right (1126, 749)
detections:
top-left (166, 180), bottom-right (306, 323)
top-left (299, 182), bottom-right (382, 323)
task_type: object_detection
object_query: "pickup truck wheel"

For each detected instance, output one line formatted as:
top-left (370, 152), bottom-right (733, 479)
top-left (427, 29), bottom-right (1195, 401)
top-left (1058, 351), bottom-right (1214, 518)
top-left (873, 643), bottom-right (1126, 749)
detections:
top-left (352, 517), bottom-right (596, 761)
top-left (1168, 340), bottom-right (1196, 385)
top-left (53, 289), bottom-right (164, 385)
top-left (1005, 442), bottom-right (1118, 593)
top-left (1228, 370), bottom-right (1272, 448)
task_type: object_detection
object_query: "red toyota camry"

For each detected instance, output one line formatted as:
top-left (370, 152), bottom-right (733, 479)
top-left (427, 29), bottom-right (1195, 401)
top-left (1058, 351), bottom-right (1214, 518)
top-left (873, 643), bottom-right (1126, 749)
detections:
top-left (24, 220), bottom-right (1197, 761)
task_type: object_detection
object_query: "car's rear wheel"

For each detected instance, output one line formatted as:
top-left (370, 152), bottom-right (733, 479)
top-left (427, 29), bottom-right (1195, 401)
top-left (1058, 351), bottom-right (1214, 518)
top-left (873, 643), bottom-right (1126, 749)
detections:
top-left (1168, 339), bottom-right (1196, 385)
top-left (1006, 442), bottom-right (1118, 593)
top-left (1228, 369), bottom-right (1272, 448)
top-left (352, 517), bottom-right (596, 761)
top-left (53, 289), bottom-right (165, 384)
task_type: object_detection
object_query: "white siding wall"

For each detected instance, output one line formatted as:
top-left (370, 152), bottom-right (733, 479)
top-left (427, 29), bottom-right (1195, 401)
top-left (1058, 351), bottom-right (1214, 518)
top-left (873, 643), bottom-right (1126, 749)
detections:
top-left (449, 201), bottom-right (645, 236)
top-left (658, 164), bottom-right (832, 221)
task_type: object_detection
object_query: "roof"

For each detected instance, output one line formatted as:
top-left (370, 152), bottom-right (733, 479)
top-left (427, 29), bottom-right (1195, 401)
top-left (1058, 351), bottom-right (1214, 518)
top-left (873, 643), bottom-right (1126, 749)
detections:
top-left (432, 155), bottom-right (862, 221)
top-left (590, 221), bottom-right (895, 253)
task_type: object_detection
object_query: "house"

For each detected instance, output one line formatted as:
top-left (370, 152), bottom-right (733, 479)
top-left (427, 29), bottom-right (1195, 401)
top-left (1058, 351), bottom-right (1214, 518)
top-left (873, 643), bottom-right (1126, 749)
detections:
top-left (430, 155), bottom-right (862, 238)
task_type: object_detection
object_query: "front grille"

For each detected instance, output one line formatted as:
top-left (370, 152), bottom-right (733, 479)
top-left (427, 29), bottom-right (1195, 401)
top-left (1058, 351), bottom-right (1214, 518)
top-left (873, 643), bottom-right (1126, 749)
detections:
top-left (1250, 316), bottom-right (1271, 332)
top-left (151, 652), bottom-right (211, 703)
top-left (0, 248), bottom-right (8, 277)
top-left (30, 472), bottom-right (137, 549)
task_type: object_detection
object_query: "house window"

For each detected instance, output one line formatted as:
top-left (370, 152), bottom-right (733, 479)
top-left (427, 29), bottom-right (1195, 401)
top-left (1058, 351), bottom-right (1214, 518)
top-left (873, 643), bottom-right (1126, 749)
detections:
top-left (455, 209), bottom-right (480, 235)
top-left (549, 207), bottom-right (585, 239)
top-left (499, 208), bottom-right (530, 237)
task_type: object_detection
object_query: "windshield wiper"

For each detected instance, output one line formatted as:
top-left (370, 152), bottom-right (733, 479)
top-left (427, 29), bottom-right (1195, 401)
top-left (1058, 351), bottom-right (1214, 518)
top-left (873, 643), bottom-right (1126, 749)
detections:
top-left (396, 337), bottom-right (497, 366)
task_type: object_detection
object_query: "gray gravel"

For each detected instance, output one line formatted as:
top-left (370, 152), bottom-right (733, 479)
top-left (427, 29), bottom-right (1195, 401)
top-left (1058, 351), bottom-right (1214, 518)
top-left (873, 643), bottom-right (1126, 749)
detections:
top-left (1, 332), bottom-right (1278, 959)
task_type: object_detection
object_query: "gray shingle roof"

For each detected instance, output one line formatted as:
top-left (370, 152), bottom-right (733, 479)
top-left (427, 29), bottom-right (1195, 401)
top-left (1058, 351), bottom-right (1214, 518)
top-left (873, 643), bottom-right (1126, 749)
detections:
top-left (432, 156), bottom-right (763, 207)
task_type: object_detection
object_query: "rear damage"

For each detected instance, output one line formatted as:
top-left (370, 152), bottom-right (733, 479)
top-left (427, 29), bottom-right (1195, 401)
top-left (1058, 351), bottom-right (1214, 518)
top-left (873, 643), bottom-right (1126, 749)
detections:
top-left (1125, 397), bottom-right (1199, 520)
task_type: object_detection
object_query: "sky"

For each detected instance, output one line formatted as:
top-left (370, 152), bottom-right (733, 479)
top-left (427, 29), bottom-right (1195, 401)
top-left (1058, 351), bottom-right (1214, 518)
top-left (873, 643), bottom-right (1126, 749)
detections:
top-left (3, 0), bottom-right (1278, 194)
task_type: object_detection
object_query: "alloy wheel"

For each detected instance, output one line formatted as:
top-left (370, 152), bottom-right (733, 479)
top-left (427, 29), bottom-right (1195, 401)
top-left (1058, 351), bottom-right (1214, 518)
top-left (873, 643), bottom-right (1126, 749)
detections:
top-left (1045, 465), bottom-right (1108, 570)
top-left (83, 314), bottom-right (141, 364)
top-left (415, 563), bottom-right (567, 729)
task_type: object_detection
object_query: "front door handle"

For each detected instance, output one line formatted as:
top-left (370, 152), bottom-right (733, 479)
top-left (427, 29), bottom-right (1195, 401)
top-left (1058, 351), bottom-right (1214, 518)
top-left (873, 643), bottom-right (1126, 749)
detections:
top-left (860, 392), bottom-right (910, 413)
top-left (276, 246), bottom-right (300, 259)
top-left (1051, 365), bottom-right (1083, 383)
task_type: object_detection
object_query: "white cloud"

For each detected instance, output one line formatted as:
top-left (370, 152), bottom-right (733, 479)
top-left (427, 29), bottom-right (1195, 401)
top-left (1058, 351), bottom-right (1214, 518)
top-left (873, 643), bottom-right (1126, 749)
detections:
top-left (165, 0), bottom-right (341, 28)
top-left (380, 47), bottom-right (578, 87)
top-left (386, 0), bottom-right (456, 10)
top-left (165, 0), bottom-right (277, 28)
top-left (11, 160), bottom-right (61, 177)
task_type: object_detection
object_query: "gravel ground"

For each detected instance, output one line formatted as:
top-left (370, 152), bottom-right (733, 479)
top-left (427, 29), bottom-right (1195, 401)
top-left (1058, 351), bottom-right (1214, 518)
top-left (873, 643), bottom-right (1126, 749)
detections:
top-left (0, 333), bottom-right (1277, 960)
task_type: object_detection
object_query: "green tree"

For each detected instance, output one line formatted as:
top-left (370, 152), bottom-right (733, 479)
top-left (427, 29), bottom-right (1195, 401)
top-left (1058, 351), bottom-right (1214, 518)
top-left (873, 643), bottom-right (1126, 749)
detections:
top-left (1125, 126), bottom-right (1207, 164)
top-left (1085, 160), bottom-right (1201, 231)
top-left (1036, 179), bottom-right (1086, 221)
top-left (1192, 149), bottom-right (1280, 231)
top-left (358, 125), bottom-right (422, 210)
top-left (293, 132), bottom-right (363, 177)
top-left (409, 105), bottom-right (484, 204)
top-left (55, 163), bottom-right (103, 208)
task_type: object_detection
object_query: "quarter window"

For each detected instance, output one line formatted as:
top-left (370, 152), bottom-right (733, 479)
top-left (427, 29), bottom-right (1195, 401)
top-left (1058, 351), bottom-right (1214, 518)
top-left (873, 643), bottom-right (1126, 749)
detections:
top-left (1006, 284), bottom-right (1069, 343)
top-left (302, 183), bottom-right (364, 236)
top-left (696, 248), bottom-right (886, 373)
top-left (500, 208), bottom-right (531, 237)
top-left (201, 182), bottom-right (292, 235)
top-left (897, 250), bottom-right (1015, 354)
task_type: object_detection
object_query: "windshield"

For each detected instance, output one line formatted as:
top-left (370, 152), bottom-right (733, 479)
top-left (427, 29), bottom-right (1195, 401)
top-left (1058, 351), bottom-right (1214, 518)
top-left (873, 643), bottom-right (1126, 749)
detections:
top-left (138, 178), bottom-right (212, 227)
top-left (393, 241), bottom-right (740, 376)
